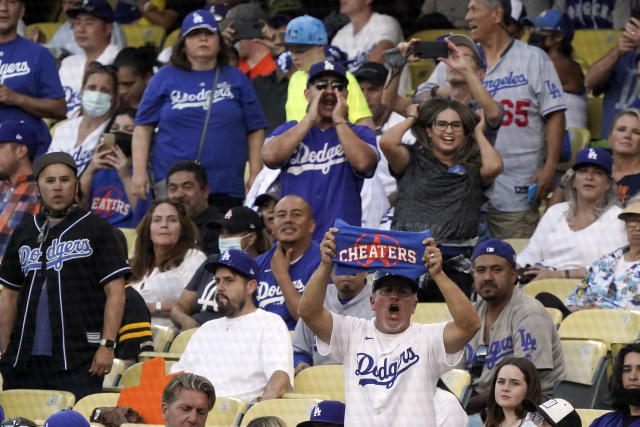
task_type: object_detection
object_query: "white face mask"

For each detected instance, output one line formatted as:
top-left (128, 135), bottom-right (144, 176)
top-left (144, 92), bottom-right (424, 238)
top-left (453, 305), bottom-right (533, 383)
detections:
top-left (82, 90), bottom-right (112, 117)
top-left (218, 233), bottom-right (252, 254)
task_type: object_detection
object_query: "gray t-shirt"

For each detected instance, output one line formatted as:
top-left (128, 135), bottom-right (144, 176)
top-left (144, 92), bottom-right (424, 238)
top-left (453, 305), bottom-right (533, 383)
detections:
top-left (462, 288), bottom-right (566, 396)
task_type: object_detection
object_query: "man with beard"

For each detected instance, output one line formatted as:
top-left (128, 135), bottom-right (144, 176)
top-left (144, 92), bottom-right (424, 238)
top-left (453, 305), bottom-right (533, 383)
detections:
top-left (170, 249), bottom-right (293, 404)
top-left (263, 60), bottom-right (378, 242)
top-left (463, 239), bottom-right (565, 419)
top-left (591, 342), bottom-right (640, 426)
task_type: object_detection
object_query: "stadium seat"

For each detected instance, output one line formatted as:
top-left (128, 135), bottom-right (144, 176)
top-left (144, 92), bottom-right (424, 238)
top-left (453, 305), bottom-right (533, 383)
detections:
top-left (558, 309), bottom-right (640, 347)
top-left (554, 339), bottom-right (608, 409)
top-left (0, 389), bottom-right (76, 422)
top-left (440, 369), bottom-right (471, 406)
top-left (73, 392), bottom-right (120, 420)
top-left (239, 398), bottom-right (322, 426)
top-left (521, 278), bottom-right (579, 303)
top-left (411, 302), bottom-right (451, 324)
top-left (138, 327), bottom-right (197, 362)
top-left (118, 360), bottom-right (176, 388)
top-left (559, 127), bottom-right (592, 170)
top-left (121, 24), bottom-right (166, 47)
top-left (587, 94), bottom-right (604, 139)
top-left (206, 396), bottom-right (247, 426)
top-left (294, 365), bottom-right (345, 403)
top-left (572, 29), bottom-right (621, 68)
top-left (118, 227), bottom-right (137, 258)
top-left (163, 28), bottom-right (180, 50)
top-left (503, 238), bottom-right (529, 254)
top-left (576, 408), bottom-right (611, 426)
top-left (103, 358), bottom-right (126, 388)
top-left (152, 324), bottom-right (175, 353)
top-left (25, 22), bottom-right (63, 44)
top-left (545, 307), bottom-right (563, 328)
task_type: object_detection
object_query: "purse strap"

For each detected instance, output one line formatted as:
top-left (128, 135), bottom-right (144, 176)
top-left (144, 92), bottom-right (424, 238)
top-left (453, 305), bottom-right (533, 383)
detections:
top-left (196, 66), bottom-right (220, 164)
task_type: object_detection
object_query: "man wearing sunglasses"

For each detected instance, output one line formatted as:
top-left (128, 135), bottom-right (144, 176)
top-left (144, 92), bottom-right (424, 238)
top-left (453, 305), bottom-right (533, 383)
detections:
top-left (263, 60), bottom-right (378, 242)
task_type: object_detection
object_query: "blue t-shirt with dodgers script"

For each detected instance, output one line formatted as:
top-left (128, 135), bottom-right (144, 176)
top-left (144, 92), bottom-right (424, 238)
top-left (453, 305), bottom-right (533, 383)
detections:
top-left (268, 121), bottom-right (378, 242)
top-left (255, 242), bottom-right (321, 330)
top-left (0, 36), bottom-right (64, 157)
top-left (89, 168), bottom-right (151, 228)
top-left (135, 65), bottom-right (267, 198)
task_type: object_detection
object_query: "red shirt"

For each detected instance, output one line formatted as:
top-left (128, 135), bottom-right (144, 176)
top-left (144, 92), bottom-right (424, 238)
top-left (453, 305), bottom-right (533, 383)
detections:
top-left (238, 53), bottom-right (277, 79)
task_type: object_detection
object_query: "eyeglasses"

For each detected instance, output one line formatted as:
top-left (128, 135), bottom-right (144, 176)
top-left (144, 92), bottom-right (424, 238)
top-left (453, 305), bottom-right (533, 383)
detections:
top-left (432, 120), bottom-right (463, 132)
top-left (311, 80), bottom-right (347, 91)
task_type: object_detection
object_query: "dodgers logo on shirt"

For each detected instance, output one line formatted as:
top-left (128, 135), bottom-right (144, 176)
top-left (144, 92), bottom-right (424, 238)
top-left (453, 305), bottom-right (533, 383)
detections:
top-left (0, 59), bottom-right (31, 83)
top-left (19, 238), bottom-right (94, 274)
top-left (286, 142), bottom-right (346, 176)
top-left (355, 347), bottom-right (420, 388)
top-left (337, 233), bottom-right (418, 268)
top-left (170, 82), bottom-right (234, 110)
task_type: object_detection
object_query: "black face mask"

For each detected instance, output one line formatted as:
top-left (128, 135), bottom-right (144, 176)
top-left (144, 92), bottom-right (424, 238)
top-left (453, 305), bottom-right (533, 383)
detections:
top-left (113, 132), bottom-right (132, 157)
top-left (527, 33), bottom-right (548, 52)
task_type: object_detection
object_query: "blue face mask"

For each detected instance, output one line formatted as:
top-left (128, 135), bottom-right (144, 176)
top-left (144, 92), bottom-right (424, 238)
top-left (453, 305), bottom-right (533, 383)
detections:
top-left (218, 233), bottom-right (253, 254)
top-left (82, 90), bottom-right (112, 117)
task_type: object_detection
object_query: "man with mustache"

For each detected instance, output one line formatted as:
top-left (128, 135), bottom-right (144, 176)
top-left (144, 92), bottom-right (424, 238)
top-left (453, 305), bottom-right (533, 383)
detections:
top-left (263, 60), bottom-right (378, 242)
top-left (463, 239), bottom-right (565, 421)
top-left (170, 249), bottom-right (293, 404)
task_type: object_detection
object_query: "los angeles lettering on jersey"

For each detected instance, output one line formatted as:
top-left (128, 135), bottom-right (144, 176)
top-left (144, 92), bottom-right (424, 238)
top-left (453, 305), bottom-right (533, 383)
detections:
top-left (355, 347), bottom-right (420, 388)
top-left (19, 238), bottom-right (94, 273)
top-left (484, 72), bottom-right (528, 96)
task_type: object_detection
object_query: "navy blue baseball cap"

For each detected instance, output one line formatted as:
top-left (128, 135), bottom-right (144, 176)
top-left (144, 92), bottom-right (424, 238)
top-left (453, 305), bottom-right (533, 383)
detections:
top-left (372, 271), bottom-right (419, 293)
top-left (472, 239), bottom-right (517, 267)
top-left (43, 409), bottom-right (89, 427)
top-left (205, 249), bottom-right (259, 280)
top-left (522, 9), bottom-right (574, 42)
top-left (297, 400), bottom-right (345, 427)
top-left (572, 147), bottom-right (612, 175)
top-left (307, 60), bottom-right (348, 86)
top-left (67, 0), bottom-right (114, 23)
top-left (283, 14), bottom-right (327, 46)
top-left (181, 10), bottom-right (220, 37)
top-left (0, 120), bottom-right (39, 151)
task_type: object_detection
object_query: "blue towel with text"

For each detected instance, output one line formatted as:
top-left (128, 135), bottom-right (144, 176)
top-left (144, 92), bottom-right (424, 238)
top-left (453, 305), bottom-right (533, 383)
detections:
top-left (332, 218), bottom-right (431, 278)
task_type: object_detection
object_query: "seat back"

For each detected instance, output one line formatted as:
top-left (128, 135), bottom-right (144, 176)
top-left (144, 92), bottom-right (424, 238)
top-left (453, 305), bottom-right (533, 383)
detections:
top-left (121, 24), bottom-right (166, 47)
top-left (521, 278), bottom-right (579, 303)
top-left (294, 365), bottom-right (345, 403)
top-left (25, 22), bottom-right (63, 43)
top-left (572, 29), bottom-right (622, 68)
top-left (152, 324), bottom-right (175, 352)
top-left (118, 359), bottom-right (176, 388)
top-left (168, 328), bottom-right (197, 354)
top-left (587, 94), bottom-right (604, 138)
top-left (558, 310), bottom-right (640, 345)
top-left (440, 369), bottom-right (471, 406)
top-left (503, 238), bottom-right (529, 255)
top-left (103, 358), bottom-right (127, 388)
top-left (545, 307), bottom-right (563, 328)
top-left (163, 28), bottom-right (180, 50)
top-left (73, 392), bottom-right (120, 420)
top-left (575, 408), bottom-right (611, 426)
top-left (0, 389), bottom-right (76, 422)
top-left (206, 396), bottom-right (247, 426)
top-left (118, 227), bottom-right (138, 258)
top-left (240, 398), bottom-right (321, 426)
top-left (411, 302), bottom-right (451, 324)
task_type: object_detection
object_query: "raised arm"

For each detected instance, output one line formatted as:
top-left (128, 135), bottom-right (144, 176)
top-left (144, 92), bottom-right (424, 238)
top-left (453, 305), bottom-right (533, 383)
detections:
top-left (246, 128), bottom-right (265, 193)
top-left (475, 111), bottom-right (503, 184)
top-left (262, 100), bottom-right (316, 168)
top-left (379, 103), bottom-right (415, 174)
top-left (423, 238), bottom-right (480, 354)
top-left (584, 31), bottom-right (635, 90)
top-left (297, 228), bottom-right (337, 344)
top-left (270, 243), bottom-right (303, 322)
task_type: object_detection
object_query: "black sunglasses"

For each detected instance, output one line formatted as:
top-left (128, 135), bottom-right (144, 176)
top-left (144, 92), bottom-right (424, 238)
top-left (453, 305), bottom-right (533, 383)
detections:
top-left (311, 80), bottom-right (347, 91)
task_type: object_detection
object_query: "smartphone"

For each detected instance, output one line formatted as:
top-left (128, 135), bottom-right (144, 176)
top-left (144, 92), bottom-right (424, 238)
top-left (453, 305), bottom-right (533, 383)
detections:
top-left (101, 133), bottom-right (116, 147)
top-left (413, 41), bottom-right (449, 59)
top-left (527, 183), bottom-right (538, 202)
top-left (233, 20), bottom-right (264, 41)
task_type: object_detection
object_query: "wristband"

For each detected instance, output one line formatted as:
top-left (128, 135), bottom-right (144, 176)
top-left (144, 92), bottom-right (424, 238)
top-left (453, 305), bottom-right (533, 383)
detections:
top-left (334, 120), bottom-right (348, 127)
top-left (156, 301), bottom-right (162, 313)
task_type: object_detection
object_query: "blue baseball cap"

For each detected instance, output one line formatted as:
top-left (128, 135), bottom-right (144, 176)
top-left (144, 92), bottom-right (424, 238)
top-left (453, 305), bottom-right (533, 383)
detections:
top-left (205, 249), bottom-right (259, 280)
top-left (283, 14), bottom-right (327, 46)
top-left (67, 0), bottom-right (114, 23)
top-left (307, 60), bottom-right (348, 86)
top-left (522, 9), bottom-right (574, 42)
top-left (207, 3), bottom-right (230, 21)
top-left (181, 10), bottom-right (220, 37)
top-left (297, 400), bottom-right (345, 427)
top-left (0, 120), bottom-right (39, 151)
top-left (572, 147), bottom-right (612, 175)
top-left (472, 239), bottom-right (517, 267)
top-left (44, 409), bottom-right (89, 427)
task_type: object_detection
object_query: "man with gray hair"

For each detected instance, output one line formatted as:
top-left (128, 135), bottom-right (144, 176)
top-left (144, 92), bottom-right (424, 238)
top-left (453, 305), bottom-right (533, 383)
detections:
top-left (162, 372), bottom-right (216, 427)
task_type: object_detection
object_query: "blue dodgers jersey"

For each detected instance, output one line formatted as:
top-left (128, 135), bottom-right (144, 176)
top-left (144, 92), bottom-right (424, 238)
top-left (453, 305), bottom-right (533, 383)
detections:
top-left (89, 168), bottom-right (151, 228)
top-left (269, 121), bottom-right (378, 242)
top-left (599, 52), bottom-right (638, 139)
top-left (565, 0), bottom-right (614, 28)
top-left (0, 36), bottom-right (64, 156)
top-left (255, 242), bottom-right (321, 330)
top-left (332, 218), bottom-right (430, 277)
top-left (135, 65), bottom-right (267, 198)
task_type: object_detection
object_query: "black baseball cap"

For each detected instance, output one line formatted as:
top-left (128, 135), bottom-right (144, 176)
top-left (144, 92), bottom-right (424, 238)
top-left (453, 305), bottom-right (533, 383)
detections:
top-left (214, 207), bottom-right (263, 234)
top-left (372, 271), bottom-right (419, 293)
top-left (354, 62), bottom-right (388, 87)
top-left (32, 152), bottom-right (77, 180)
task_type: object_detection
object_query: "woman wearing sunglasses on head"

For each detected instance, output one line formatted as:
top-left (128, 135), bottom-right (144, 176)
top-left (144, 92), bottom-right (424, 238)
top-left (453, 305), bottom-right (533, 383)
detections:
top-left (380, 98), bottom-right (503, 301)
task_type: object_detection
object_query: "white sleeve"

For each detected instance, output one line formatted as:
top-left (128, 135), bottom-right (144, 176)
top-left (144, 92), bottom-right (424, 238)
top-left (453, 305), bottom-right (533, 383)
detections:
top-left (434, 388), bottom-right (468, 427)
top-left (532, 51), bottom-right (567, 116)
top-left (261, 315), bottom-right (294, 387)
top-left (316, 312), bottom-right (363, 363)
top-left (376, 15), bottom-right (404, 44)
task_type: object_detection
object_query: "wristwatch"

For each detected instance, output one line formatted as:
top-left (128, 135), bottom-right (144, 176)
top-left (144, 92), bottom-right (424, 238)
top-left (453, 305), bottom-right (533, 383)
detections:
top-left (100, 338), bottom-right (116, 350)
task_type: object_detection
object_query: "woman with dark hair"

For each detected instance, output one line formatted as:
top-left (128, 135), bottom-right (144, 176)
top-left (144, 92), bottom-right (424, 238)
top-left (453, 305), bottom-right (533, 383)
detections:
top-left (49, 62), bottom-right (119, 175)
top-left (484, 357), bottom-right (547, 427)
top-left (380, 97), bottom-right (503, 300)
top-left (591, 342), bottom-right (640, 426)
top-left (132, 9), bottom-right (267, 212)
top-left (130, 199), bottom-right (206, 327)
top-left (113, 45), bottom-right (158, 108)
